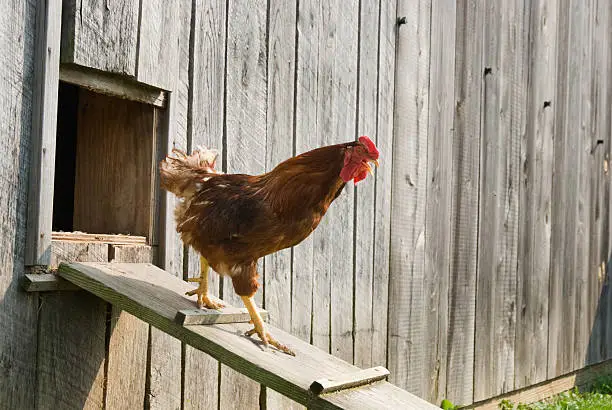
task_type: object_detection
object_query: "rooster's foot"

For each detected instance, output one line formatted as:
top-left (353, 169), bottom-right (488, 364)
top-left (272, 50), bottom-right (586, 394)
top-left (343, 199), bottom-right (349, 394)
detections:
top-left (245, 325), bottom-right (295, 356)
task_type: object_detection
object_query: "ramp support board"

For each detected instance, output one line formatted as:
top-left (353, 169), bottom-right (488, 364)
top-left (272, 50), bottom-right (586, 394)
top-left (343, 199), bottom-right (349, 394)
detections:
top-left (57, 262), bottom-right (439, 409)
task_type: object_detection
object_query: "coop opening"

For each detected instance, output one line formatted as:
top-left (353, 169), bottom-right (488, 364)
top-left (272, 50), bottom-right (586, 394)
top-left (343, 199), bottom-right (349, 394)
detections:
top-left (52, 81), bottom-right (163, 245)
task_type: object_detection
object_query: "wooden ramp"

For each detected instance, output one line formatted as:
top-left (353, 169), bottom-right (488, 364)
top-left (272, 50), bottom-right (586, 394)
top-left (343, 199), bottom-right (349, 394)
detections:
top-left (56, 262), bottom-right (437, 410)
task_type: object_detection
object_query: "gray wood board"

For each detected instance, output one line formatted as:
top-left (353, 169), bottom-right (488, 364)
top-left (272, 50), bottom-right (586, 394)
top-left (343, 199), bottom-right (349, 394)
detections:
top-left (474, 1), bottom-right (527, 400)
top-left (422, 0), bottom-right (456, 403)
top-left (0, 1), bottom-right (39, 406)
top-left (57, 262), bottom-right (438, 409)
top-left (445, 0), bottom-right (483, 404)
top-left (514, 0), bottom-right (557, 389)
top-left (387, 0), bottom-right (431, 398)
top-left (25, 0), bottom-right (61, 265)
top-left (36, 242), bottom-right (108, 409)
top-left (61, 0), bottom-right (139, 75)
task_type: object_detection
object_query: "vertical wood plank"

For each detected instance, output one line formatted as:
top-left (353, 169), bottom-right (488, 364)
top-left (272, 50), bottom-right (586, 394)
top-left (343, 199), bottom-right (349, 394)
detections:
top-left (370, 0), bottom-right (396, 370)
top-left (104, 245), bottom-right (152, 410)
top-left (264, 0), bottom-right (301, 408)
top-left (474, 0), bottom-right (528, 399)
top-left (183, 0), bottom-right (225, 408)
top-left (422, 0), bottom-right (456, 404)
top-left (328, 0), bottom-right (358, 366)
top-left (37, 242), bottom-right (108, 409)
top-left (388, 0), bottom-right (431, 398)
top-left (136, 0), bottom-right (180, 90)
top-left (153, 1), bottom-right (191, 408)
top-left (586, 0), bottom-right (612, 366)
top-left (354, 0), bottom-right (380, 370)
top-left (73, 90), bottom-right (155, 238)
top-left (514, 0), bottom-right (557, 389)
top-left (445, 0), bottom-right (483, 404)
top-left (60, 0), bottom-right (139, 75)
top-left (220, 0), bottom-right (267, 407)
top-left (25, 0), bottom-right (61, 265)
top-left (547, 0), bottom-right (572, 379)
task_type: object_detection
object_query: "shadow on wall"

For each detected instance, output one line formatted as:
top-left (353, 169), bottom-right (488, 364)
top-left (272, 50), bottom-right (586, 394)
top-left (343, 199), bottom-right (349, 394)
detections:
top-left (580, 255), bottom-right (612, 388)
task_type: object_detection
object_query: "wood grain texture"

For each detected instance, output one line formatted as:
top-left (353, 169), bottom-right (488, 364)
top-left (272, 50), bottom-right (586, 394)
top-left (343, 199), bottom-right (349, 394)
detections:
top-left (57, 262), bottom-right (439, 409)
top-left (388, 0), bottom-right (431, 398)
top-left (0, 2), bottom-right (39, 407)
top-left (354, 0), bottom-right (380, 370)
top-left (105, 245), bottom-right (152, 410)
top-left (136, 0), bottom-right (180, 90)
top-left (422, 1), bottom-right (456, 403)
top-left (183, 2), bottom-right (225, 407)
top-left (61, 0), bottom-right (139, 75)
top-left (37, 242), bottom-right (108, 409)
top-left (73, 89), bottom-right (155, 238)
top-left (586, 0), bottom-right (612, 366)
top-left (221, 0), bottom-right (268, 407)
top-left (25, 0), bottom-right (61, 265)
top-left (445, 0), bottom-right (483, 404)
top-left (151, 1), bottom-right (191, 408)
top-left (474, 0), bottom-right (528, 399)
top-left (370, 0), bottom-right (396, 371)
top-left (547, 0), bottom-right (572, 379)
top-left (265, 0), bottom-right (300, 407)
top-left (59, 65), bottom-right (166, 108)
top-left (514, 0), bottom-right (557, 389)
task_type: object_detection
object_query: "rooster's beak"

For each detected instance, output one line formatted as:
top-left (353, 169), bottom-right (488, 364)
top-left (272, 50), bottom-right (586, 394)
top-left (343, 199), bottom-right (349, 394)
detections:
top-left (372, 159), bottom-right (379, 168)
top-left (365, 159), bottom-right (378, 176)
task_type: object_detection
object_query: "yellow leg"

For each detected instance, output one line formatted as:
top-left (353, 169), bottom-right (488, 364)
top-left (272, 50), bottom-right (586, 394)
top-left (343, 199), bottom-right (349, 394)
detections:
top-left (185, 256), bottom-right (224, 309)
top-left (241, 296), bottom-right (295, 356)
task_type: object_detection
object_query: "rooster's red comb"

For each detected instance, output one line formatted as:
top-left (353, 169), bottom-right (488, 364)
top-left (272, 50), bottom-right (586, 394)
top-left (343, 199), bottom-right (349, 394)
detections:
top-left (358, 136), bottom-right (379, 159)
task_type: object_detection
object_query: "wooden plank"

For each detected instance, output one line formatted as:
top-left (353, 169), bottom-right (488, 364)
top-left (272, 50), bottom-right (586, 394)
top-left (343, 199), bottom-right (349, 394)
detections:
top-left (445, 0), bottom-right (483, 404)
top-left (587, 0), bottom-right (612, 365)
top-left (370, 0), bottom-right (396, 370)
top-left (136, 0), bottom-right (180, 90)
top-left (25, 0), bottom-right (61, 265)
top-left (105, 245), bottom-right (151, 410)
top-left (152, 1), bottom-right (191, 408)
top-left (73, 89), bottom-right (155, 238)
top-left (21, 273), bottom-right (80, 292)
top-left (57, 262), bottom-right (439, 409)
top-left (468, 359), bottom-right (612, 410)
top-left (514, 0), bottom-right (557, 389)
top-left (422, 0), bottom-right (456, 404)
top-left (572, 0), bottom-right (594, 372)
top-left (474, 1), bottom-right (528, 400)
top-left (547, 0), bottom-right (572, 379)
top-left (265, 0), bottom-right (299, 407)
top-left (60, 0), bottom-right (139, 75)
top-left (327, 0), bottom-right (358, 366)
top-left (183, 1), bottom-right (225, 406)
top-left (177, 307), bottom-right (268, 325)
top-left (0, 2), bottom-right (39, 406)
top-left (310, 366), bottom-right (389, 395)
top-left (36, 242), bottom-right (108, 409)
top-left (354, 0), bottom-right (380, 370)
top-left (220, 0), bottom-right (268, 407)
top-left (388, 0), bottom-right (431, 398)
top-left (52, 232), bottom-right (147, 245)
top-left (59, 65), bottom-right (166, 107)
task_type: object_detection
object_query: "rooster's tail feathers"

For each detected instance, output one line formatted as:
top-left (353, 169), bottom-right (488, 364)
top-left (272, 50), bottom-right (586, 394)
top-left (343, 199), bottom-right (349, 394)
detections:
top-left (160, 146), bottom-right (221, 198)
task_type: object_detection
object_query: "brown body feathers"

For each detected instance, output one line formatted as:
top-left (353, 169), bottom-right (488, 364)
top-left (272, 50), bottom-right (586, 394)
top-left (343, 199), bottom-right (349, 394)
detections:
top-left (160, 143), bottom-right (355, 297)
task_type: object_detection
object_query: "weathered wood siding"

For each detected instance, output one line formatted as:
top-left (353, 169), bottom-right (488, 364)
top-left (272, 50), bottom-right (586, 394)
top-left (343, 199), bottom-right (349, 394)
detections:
top-left (2, 0), bottom-right (612, 409)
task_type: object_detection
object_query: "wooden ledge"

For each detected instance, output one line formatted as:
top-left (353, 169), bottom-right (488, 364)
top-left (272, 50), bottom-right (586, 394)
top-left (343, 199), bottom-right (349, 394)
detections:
top-left (21, 273), bottom-right (80, 292)
top-left (56, 262), bottom-right (438, 409)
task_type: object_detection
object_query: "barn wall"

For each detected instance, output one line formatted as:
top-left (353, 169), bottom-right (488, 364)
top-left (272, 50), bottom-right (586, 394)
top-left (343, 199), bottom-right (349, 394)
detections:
top-left (2, 0), bottom-right (612, 409)
top-left (0, 0), bottom-right (38, 408)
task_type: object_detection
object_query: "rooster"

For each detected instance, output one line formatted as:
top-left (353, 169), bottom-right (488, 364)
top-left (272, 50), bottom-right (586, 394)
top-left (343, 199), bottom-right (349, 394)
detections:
top-left (160, 136), bottom-right (379, 355)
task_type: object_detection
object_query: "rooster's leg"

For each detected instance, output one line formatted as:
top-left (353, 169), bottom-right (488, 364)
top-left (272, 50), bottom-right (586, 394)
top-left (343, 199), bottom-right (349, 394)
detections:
top-left (240, 296), bottom-right (295, 356)
top-left (185, 256), bottom-right (225, 309)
